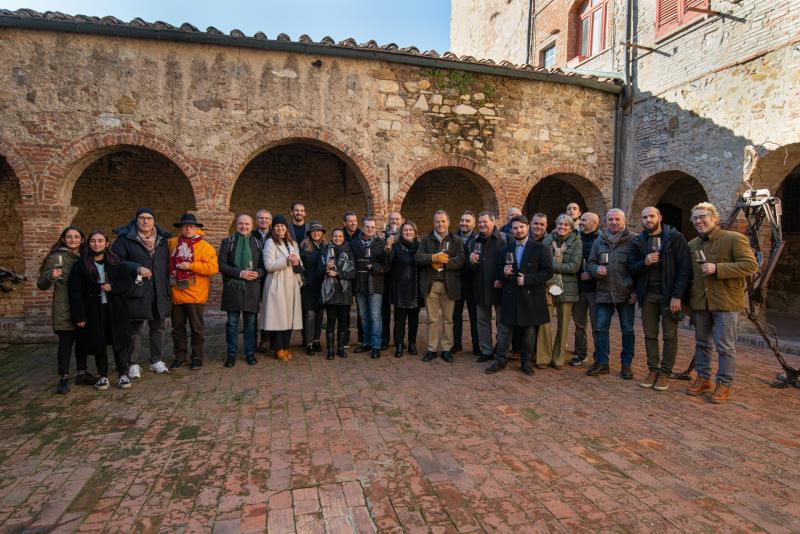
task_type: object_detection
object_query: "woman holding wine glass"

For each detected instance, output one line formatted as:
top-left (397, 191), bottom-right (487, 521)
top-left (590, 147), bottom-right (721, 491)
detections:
top-left (68, 230), bottom-right (135, 390)
top-left (321, 228), bottom-right (356, 359)
top-left (37, 226), bottom-right (90, 394)
top-left (299, 223), bottom-right (327, 356)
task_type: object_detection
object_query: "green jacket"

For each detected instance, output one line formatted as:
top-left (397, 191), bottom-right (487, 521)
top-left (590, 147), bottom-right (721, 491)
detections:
top-left (37, 248), bottom-right (81, 332)
top-left (542, 230), bottom-right (582, 303)
top-left (688, 225), bottom-right (758, 312)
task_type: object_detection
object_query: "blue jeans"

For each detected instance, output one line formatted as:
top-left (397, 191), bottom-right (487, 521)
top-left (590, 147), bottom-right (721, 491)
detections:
top-left (692, 310), bottom-right (737, 386)
top-left (595, 302), bottom-right (635, 365)
top-left (356, 293), bottom-right (382, 348)
top-left (226, 311), bottom-right (256, 358)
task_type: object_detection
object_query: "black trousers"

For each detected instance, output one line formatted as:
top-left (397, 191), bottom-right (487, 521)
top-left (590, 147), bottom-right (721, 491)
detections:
top-left (269, 330), bottom-right (292, 350)
top-left (171, 303), bottom-right (205, 362)
top-left (55, 330), bottom-right (88, 376)
top-left (393, 307), bottom-right (420, 346)
top-left (381, 297), bottom-right (392, 346)
top-left (453, 294), bottom-right (479, 348)
top-left (303, 308), bottom-right (324, 345)
top-left (325, 304), bottom-right (350, 335)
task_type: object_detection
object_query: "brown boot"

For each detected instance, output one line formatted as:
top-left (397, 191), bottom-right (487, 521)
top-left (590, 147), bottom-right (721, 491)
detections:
top-left (275, 349), bottom-right (289, 362)
top-left (652, 374), bottom-right (669, 391)
top-left (638, 371), bottom-right (658, 388)
top-left (687, 376), bottom-right (713, 396)
top-left (710, 383), bottom-right (731, 404)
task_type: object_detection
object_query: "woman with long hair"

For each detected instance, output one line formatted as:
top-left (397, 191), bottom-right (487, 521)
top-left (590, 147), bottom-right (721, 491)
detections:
top-left (388, 221), bottom-right (423, 357)
top-left (321, 228), bottom-right (357, 359)
top-left (299, 222), bottom-right (327, 355)
top-left (37, 226), bottom-right (90, 394)
top-left (68, 230), bottom-right (135, 390)
top-left (259, 214), bottom-right (304, 361)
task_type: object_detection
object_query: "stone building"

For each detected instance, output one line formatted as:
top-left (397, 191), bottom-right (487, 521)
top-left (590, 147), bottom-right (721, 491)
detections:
top-left (451, 0), bottom-right (800, 316)
top-left (0, 9), bottom-right (621, 341)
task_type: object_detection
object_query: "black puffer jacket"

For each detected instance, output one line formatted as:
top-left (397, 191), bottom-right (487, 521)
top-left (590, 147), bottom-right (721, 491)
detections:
top-left (111, 221), bottom-right (172, 321)
top-left (321, 242), bottom-right (356, 306)
top-left (388, 239), bottom-right (423, 309)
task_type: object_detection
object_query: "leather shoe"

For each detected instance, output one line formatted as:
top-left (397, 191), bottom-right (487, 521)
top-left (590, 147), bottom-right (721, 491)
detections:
top-left (440, 351), bottom-right (453, 362)
top-left (620, 364), bottom-right (633, 380)
top-left (246, 355), bottom-right (258, 366)
top-left (521, 362), bottom-right (534, 375)
top-left (395, 344), bottom-right (404, 358)
top-left (587, 362), bottom-right (610, 376)
top-left (422, 351), bottom-right (437, 362)
top-left (354, 344), bottom-right (371, 353)
top-left (370, 348), bottom-right (381, 359)
top-left (169, 359), bottom-right (185, 370)
top-left (484, 362), bottom-right (506, 374)
top-left (476, 354), bottom-right (494, 363)
top-left (189, 359), bottom-right (202, 370)
top-left (224, 356), bottom-right (236, 368)
top-left (407, 343), bottom-right (418, 355)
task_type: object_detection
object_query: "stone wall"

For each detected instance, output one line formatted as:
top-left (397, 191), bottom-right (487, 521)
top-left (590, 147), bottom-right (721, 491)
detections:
top-left (0, 24), bottom-right (617, 340)
top-left (449, 0), bottom-right (531, 64)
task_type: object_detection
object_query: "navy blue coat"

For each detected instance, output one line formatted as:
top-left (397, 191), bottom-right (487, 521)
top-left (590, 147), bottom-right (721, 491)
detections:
top-left (495, 239), bottom-right (553, 327)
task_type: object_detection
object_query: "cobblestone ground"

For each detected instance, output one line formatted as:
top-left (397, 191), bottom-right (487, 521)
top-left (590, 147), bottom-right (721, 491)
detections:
top-left (1, 317), bottom-right (799, 533)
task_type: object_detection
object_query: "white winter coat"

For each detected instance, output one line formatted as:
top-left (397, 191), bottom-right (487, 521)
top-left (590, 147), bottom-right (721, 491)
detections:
top-left (258, 238), bottom-right (303, 331)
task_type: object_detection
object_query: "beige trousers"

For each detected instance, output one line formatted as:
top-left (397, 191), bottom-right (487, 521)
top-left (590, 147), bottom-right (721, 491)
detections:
top-left (425, 281), bottom-right (455, 352)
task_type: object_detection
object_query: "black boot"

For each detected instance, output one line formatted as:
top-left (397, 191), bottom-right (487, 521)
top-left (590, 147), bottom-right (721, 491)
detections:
top-left (306, 343), bottom-right (315, 356)
top-left (337, 331), bottom-right (348, 358)
top-left (313, 340), bottom-right (322, 352)
top-left (407, 342), bottom-right (418, 355)
top-left (395, 344), bottom-right (404, 358)
top-left (326, 333), bottom-right (335, 360)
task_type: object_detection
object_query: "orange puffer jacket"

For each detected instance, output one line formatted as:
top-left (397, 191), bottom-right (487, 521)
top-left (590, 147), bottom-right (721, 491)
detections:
top-left (167, 232), bottom-right (219, 305)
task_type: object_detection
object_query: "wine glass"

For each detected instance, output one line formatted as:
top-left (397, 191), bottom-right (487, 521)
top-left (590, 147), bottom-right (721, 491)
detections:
top-left (599, 252), bottom-right (609, 266)
top-left (54, 254), bottom-right (64, 279)
top-left (443, 241), bottom-right (450, 254)
top-left (473, 242), bottom-right (482, 263)
top-left (651, 237), bottom-right (661, 253)
top-left (694, 250), bottom-right (707, 275)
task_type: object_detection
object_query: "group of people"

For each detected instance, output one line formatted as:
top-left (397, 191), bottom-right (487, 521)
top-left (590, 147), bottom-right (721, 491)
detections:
top-left (38, 198), bottom-right (757, 404)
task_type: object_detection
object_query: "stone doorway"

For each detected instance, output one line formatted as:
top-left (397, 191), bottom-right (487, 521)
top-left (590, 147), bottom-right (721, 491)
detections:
top-left (630, 171), bottom-right (707, 237)
top-left (70, 147), bottom-right (197, 236)
top-left (400, 168), bottom-right (498, 234)
top-left (230, 142), bottom-right (369, 234)
top-left (523, 173), bottom-right (605, 231)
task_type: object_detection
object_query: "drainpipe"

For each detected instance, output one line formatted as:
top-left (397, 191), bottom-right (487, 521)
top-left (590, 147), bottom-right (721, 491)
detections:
top-left (612, 0), bottom-right (634, 209)
top-left (526, 0), bottom-right (534, 64)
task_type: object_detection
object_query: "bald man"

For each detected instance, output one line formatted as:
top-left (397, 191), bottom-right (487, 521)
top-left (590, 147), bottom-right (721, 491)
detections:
top-left (570, 212), bottom-right (601, 366)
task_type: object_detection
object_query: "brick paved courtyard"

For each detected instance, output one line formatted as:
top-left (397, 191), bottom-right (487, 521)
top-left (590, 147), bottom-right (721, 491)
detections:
top-left (1, 319), bottom-right (800, 533)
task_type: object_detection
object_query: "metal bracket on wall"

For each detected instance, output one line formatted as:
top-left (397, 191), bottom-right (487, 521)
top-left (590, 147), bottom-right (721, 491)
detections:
top-left (620, 41), bottom-right (671, 57)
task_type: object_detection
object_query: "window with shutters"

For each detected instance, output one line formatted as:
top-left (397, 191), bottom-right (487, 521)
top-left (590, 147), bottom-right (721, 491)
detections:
top-left (656, 0), bottom-right (710, 38)
top-left (577, 0), bottom-right (607, 60)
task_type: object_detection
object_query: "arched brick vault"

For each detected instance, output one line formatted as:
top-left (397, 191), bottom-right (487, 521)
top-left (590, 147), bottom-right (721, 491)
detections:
top-left (754, 142), bottom-right (800, 193)
top-left (222, 127), bottom-right (386, 218)
top-left (47, 130), bottom-right (208, 210)
top-left (630, 164), bottom-right (712, 220)
top-left (0, 138), bottom-right (35, 204)
top-left (516, 164), bottom-right (609, 217)
top-left (390, 156), bottom-right (504, 215)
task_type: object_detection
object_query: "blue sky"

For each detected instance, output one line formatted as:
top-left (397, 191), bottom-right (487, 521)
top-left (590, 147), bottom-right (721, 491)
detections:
top-left (2, 1), bottom-right (452, 52)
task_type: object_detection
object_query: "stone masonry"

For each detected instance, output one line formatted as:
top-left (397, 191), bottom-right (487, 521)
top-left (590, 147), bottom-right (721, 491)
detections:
top-left (0, 11), bottom-right (619, 341)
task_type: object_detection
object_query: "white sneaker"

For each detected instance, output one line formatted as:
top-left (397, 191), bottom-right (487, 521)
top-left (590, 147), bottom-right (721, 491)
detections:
top-left (95, 377), bottom-right (110, 391)
top-left (118, 375), bottom-right (131, 389)
top-left (128, 364), bottom-right (141, 380)
top-left (149, 361), bottom-right (169, 374)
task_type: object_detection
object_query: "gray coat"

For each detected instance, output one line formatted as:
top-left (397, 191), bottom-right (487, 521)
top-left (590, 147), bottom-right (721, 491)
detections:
top-left (587, 228), bottom-right (636, 304)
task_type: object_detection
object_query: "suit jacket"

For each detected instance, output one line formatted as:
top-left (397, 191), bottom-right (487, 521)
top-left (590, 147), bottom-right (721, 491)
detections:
top-left (495, 239), bottom-right (553, 327)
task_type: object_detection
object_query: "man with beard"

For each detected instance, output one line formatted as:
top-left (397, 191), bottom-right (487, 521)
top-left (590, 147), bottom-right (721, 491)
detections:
top-left (484, 216), bottom-right (552, 375)
top-left (380, 211), bottom-right (404, 350)
top-left (470, 211), bottom-right (508, 362)
top-left (453, 210), bottom-right (480, 355)
top-left (287, 201), bottom-right (309, 244)
top-left (351, 217), bottom-right (387, 359)
top-left (570, 212), bottom-right (601, 366)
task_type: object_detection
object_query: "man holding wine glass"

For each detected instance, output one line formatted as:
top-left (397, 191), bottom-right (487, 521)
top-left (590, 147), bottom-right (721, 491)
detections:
top-left (380, 211), bottom-right (404, 351)
top-left (629, 207), bottom-right (692, 392)
top-left (416, 210), bottom-right (466, 363)
top-left (484, 215), bottom-right (553, 375)
top-left (453, 211), bottom-right (480, 356)
top-left (585, 209), bottom-right (637, 379)
top-left (685, 202), bottom-right (758, 404)
top-left (470, 211), bottom-right (508, 363)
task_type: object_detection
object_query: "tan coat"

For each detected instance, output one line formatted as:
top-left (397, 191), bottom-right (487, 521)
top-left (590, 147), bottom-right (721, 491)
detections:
top-left (258, 238), bottom-right (303, 331)
top-left (688, 225), bottom-right (758, 312)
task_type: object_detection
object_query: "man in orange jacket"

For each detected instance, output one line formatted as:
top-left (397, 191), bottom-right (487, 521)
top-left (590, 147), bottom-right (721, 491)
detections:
top-left (168, 213), bottom-right (219, 370)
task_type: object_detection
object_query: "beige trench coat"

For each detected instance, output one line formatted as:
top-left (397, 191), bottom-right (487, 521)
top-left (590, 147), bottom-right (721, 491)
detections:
top-left (258, 238), bottom-right (303, 331)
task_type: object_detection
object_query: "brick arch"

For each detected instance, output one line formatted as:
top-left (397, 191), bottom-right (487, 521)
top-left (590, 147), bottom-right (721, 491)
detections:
top-left (631, 163), bottom-right (712, 213)
top-left (517, 164), bottom-right (609, 216)
top-left (390, 156), bottom-right (505, 214)
top-left (753, 142), bottom-right (800, 194)
top-left (0, 138), bottom-right (36, 203)
top-left (222, 127), bottom-right (385, 217)
top-left (51, 130), bottom-right (208, 210)
top-left (630, 166), bottom-right (709, 234)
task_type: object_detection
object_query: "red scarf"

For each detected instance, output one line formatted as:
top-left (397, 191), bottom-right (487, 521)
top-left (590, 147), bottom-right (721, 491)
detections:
top-left (170, 235), bottom-right (202, 283)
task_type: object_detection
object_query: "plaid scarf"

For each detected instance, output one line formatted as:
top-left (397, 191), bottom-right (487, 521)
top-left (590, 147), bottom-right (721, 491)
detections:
top-left (170, 235), bottom-right (202, 288)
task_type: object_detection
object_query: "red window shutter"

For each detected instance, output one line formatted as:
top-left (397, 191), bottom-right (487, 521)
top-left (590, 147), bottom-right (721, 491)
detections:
top-left (656, 0), bottom-right (680, 37)
top-left (682, 0), bottom-right (709, 23)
